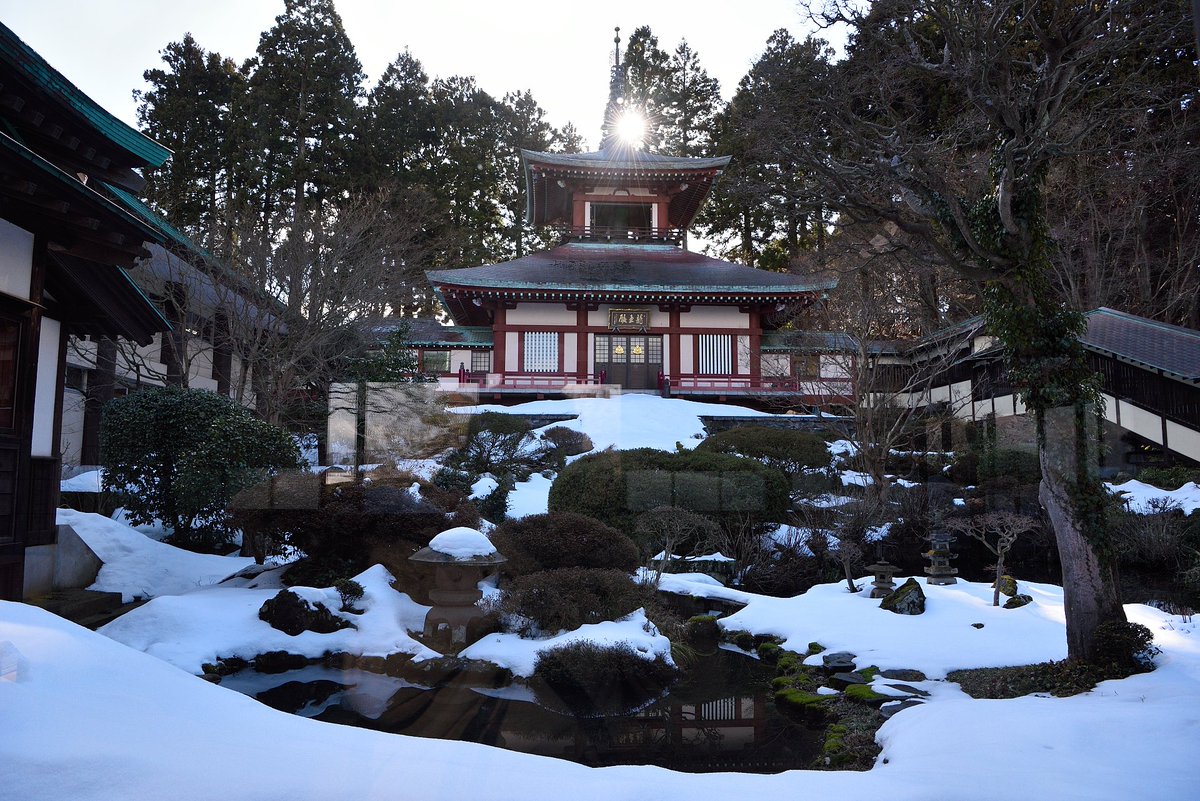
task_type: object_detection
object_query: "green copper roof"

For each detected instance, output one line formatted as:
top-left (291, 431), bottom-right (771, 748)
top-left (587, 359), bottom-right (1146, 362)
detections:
top-left (428, 242), bottom-right (836, 295)
top-left (0, 21), bottom-right (171, 167)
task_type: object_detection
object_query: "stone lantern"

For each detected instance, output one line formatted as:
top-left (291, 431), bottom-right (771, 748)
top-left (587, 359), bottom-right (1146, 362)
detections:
top-left (409, 526), bottom-right (505, 647)
top-left (924, 531), bottom-right (958, 585)
top-left (867, 560), bottom-right (900, 598)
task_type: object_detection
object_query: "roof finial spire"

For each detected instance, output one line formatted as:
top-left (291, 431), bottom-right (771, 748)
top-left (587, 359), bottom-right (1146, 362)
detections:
top-left (601, 27), bottom-right (627, 150)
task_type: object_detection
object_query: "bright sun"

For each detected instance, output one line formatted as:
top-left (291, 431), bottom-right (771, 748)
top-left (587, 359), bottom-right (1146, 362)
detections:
top-left (615, 110), bottom-right (646, 148)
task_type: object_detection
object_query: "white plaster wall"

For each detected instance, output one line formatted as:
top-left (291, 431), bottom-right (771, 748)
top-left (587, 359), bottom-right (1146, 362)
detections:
top-left (586, 333), bottom-right (595, 375)
top-left (679, 335), bottom-right (694, 374)
top-left (506, 304), bottom-right (576, 326)
top-left (736, 335), bottom-right (750, 375)
top-left (563, 334), bottom-right (577, 372)
top-left (1165, 420), bottom-right (1200, 463)
top-left (679, 306), bottom-right (747, 329)
top-left (1114, 397), bottom-right (1165, 444)
top-left (32, 317), bottom-right (60, 458)
top-left (504, 332), bottom-right (519, 371)
top-left (0, 218), bottom-right (33, 301)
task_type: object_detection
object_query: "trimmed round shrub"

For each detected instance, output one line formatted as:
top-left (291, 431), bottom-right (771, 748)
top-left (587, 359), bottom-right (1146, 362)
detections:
top-left (540, 426), bottom-right (594, 457)
top-left (697, 426), bottom-right (829, 478)
top-left (100, 386), bottom-right (301, 552)
top-left (548, 447), bottom-right (790, 537)
top-left (491, 512), bottom-right (639, 575)
top-left (1092, 621), bottom-right (1159, 670)
top-left (501, 568), bottom-right (647, 634)
top-left (533, 640), bottom-right (679, 716)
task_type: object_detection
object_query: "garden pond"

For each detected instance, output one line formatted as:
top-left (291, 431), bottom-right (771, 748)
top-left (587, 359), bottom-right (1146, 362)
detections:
top-left (221, 647), bottom-right (821, 773)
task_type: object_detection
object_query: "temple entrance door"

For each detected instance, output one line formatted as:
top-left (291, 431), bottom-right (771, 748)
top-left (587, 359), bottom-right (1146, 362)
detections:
top-left (596, 335), bottom-right (662, 389)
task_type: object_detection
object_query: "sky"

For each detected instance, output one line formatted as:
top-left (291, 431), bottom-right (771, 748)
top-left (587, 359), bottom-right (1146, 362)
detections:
top-left (0, 0), bottom-right (824, 149)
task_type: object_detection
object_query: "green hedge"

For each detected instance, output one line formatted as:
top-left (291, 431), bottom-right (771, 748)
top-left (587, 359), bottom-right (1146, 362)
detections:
top-left (548, 447), bottom-right (790, 536)
top-left (697, 426), bottom-right (829, 478)
top-left (501, 567), bottom-right (647, 634)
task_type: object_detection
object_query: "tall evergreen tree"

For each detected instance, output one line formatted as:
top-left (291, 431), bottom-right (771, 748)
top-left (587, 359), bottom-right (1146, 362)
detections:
top-left (620, 26), bottom-right (672, 151)
top-left (234, 0), bottom-right (365, 281)
top-left (660, 40), bottom-right (721, 158)
top-left (136, 34), bottom-right (243, 257)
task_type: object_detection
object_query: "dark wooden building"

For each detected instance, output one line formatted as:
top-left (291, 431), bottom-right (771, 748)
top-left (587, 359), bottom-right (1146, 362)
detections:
top-left (0, 21), bottom-right (172, 599)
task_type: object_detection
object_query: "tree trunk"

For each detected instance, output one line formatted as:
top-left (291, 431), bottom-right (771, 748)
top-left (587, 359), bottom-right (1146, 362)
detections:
top-left (992, 556), bottom-right (1003, 607)
top-left (1038, 405), bottom-right (1126, 662)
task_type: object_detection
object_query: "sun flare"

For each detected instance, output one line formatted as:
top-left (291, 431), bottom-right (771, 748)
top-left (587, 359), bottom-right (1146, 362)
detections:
top-left (615, 110), bottom-right (646, 148)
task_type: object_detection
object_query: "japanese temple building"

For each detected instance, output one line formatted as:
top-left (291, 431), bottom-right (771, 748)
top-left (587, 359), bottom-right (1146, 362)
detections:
top-left (0, 22), bottom-right (174, 599)
top-left (411, 58), bottom-right (838, 403)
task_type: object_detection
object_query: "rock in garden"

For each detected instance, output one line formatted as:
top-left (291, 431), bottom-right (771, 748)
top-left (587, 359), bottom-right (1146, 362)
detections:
top-left (994, 574), bottom-right (1019, 597)
top-left (822, 651), bottom-right (857, 671)
top-left (1004, 593), bottom-right (1033, 609)
top-left (879, 668), bottom-right (927, 682)
top-left (880, 699), bottom-right (925, 719)
top-left (883, 683), bottom-right (931, 698)
top-left (829, 671), bottom-right (869, 689)
top-left (258, 589), bottom-right (352, 636)
top-left (880, 577), bottom-right (926, 615)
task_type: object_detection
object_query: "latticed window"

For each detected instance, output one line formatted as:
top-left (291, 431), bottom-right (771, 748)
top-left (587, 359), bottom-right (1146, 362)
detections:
top-left (595, 335), bottom-right (610, 363)
top-left (421, 351), bottom-right (450, 374)
top-left (523, 332), bottom-right (558, 372)
top-left (470, 350), bottom-right (491, 372)
top-left (647, 337), bottom-right (663, 363)
top-left (698, 334), bottom-right (732, 374)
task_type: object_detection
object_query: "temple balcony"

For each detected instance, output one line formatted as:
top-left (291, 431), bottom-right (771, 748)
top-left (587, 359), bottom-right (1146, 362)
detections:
top-left (555, 225), bottom-right (684, 245)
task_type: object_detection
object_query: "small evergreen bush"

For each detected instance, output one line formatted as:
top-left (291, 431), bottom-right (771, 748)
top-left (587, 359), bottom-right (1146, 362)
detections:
top-left (533, 640), bottom-right (678, 716)
top-left (1136, 465), bottom-right (1200, 491)
top-left (453, 412), bottom-right (548, 478)
top-left (100, 387), bottom-right (301, 552)
top-left (491, 512), bottom-right (639, 575)
top-left (548, 447), bottom-right (790, 537)
top-left (501, 568), bottom-right (647, 635)
top-left (540, 426), bottom-right (594, 458)
top-left (697, 426), bottom-right (829, 479)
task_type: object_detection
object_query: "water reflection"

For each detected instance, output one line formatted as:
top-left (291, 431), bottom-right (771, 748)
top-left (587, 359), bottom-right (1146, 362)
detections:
top-left (222, 650), bottom-right (818, 773)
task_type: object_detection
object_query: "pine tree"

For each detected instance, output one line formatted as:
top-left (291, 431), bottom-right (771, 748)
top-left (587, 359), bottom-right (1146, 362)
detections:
top-left (620, 26), bottom-right (672, 151)
top-left (235, 0), bottom-right (365, 271)
top-left (136, 34), bottom-right (243, 257)
top-left (660, 40), bottom-right (721, 158)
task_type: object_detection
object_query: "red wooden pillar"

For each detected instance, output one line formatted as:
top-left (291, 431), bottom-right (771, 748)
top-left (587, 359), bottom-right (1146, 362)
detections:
top-left (493, 302), bottom-right (506, 376)
top-left (669, 305), bottom-right (681, 380)
top-left (576, 305), bottom-right (588, 380)
top-left (749, 306), bottom-right (762, 385)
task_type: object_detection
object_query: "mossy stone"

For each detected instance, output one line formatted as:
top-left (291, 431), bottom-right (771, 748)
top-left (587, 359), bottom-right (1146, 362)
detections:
top-left (879, 577), bottom-right (926, 615)
top-left (1004, 593), bottom-right (1033, 609)
top-left (843, 684), bottom-right (890, 705)
top-left (995, 574), bottom-right (1019, 597)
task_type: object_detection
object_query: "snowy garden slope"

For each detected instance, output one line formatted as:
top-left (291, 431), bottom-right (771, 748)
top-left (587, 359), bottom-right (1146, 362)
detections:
top-left (455, 394), bottom-right (772, 453)
top-left (3, 594), bottom-right (1199, 801)
top-left (98, 564), bottom-right (437, 672)
top-left (58, 509), bottom-right (255, 601)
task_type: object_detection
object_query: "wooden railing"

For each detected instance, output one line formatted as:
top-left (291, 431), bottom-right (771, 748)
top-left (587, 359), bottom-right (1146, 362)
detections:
top-left (557, 225), bottom-right (684, 244)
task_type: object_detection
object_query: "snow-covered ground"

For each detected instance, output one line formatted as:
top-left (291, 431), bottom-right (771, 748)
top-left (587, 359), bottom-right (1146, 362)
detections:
top-left (59, 509), bottom-right (254, 602)
top-left (454, 394), bottom-right (770, 453)
top-left (3, 577), bottom-right (1199, 800)
top-left (99, 564), bottom-right (438, 673)
top-left (1106, 479), bottom-right (1200, 515)
top-left (15, 394), bottom-right (1198, 798)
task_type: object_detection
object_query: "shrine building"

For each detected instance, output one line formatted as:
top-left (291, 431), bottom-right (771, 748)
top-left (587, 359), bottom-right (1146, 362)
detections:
top-left (409, 36), bottom-right (840, 405)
